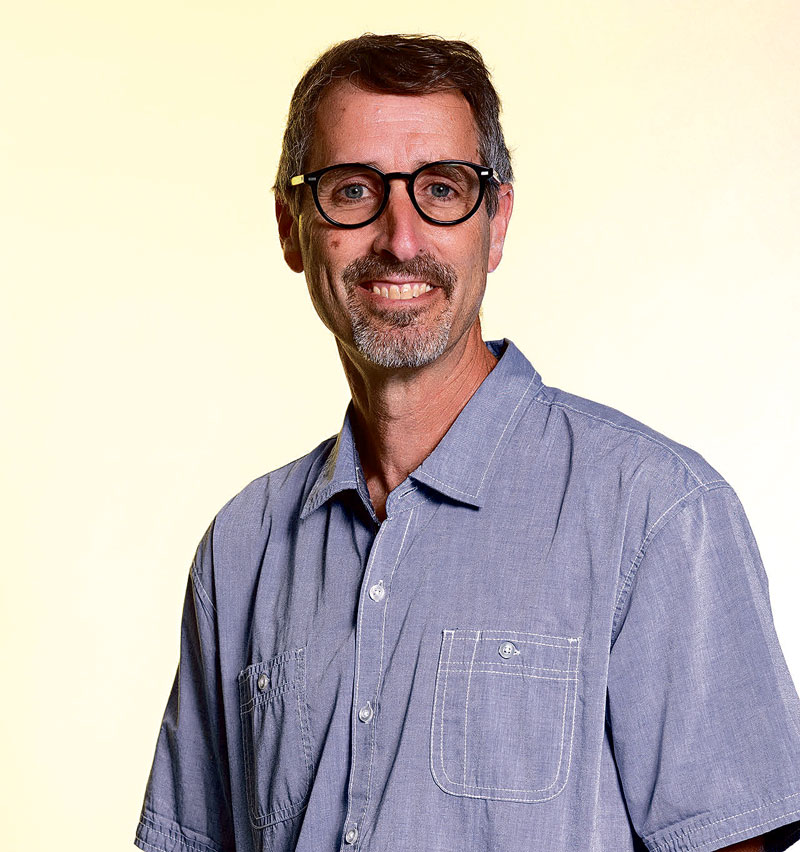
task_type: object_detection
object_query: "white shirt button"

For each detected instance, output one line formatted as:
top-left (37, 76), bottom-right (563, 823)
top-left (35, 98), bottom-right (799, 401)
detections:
top-left (498, 641), bottom-right (517, 658)
top-left (257, 673), bottom-right (269, 691)
top-left (368, 581), bottom-right (385, 602)
top-left (344, 827), bottom-right (358, 844)
top-left (358, 702), bottom-right (373, 723)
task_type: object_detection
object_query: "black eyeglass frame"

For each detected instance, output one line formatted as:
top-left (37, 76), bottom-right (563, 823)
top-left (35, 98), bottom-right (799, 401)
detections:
top-left (289, 160), bottom-right (498, 229)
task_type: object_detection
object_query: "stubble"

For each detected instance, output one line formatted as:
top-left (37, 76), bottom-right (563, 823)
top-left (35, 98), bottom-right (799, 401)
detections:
top-left (341, 253), bottom-right (458, 369)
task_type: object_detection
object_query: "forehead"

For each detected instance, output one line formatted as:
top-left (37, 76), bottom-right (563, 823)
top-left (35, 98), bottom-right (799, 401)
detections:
top-left (309, 82), bottom-right (480, 170)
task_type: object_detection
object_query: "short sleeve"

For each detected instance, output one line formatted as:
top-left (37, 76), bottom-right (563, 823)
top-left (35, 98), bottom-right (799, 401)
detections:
top-left (135, 527), bottom-right (234, 852)
top-left (608, 485), bottom-right (800, 852)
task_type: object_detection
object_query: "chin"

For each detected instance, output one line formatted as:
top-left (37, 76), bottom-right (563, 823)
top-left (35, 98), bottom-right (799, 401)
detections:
top-left (352, 326), bottom-right (450, 369)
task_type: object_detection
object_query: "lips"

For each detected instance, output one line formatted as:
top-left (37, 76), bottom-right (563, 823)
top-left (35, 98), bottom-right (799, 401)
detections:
top-left (342, 253), bottom-right (456, 298)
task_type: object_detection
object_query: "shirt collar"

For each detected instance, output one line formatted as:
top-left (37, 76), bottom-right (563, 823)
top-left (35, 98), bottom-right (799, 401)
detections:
top-left (300, 338), bottom-right (542, 519)
top-left (300, 409), bottom-right (365, 519)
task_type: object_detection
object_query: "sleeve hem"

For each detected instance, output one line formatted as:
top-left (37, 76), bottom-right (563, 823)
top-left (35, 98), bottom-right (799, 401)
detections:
top-left (643, 790), bottom-right (800, 852)
top-left (134, 811), bottom-right (225, 852)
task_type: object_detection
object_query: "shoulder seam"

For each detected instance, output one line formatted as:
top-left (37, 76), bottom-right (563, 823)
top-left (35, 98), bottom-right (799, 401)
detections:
top-left (190, 563), bottom-right (217, 616)
top-left (611, 481), bottom-right (732, 645)
top-left (533, 395), bottom-right (705, 486)
top-left (187, 518), bottom-right (219, 617)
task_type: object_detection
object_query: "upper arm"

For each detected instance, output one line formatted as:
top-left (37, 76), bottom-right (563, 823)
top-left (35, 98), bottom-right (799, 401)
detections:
top-left (135, 524), bottom-right (235, 852)
top-left (607, 486), bottom-right (800, 851)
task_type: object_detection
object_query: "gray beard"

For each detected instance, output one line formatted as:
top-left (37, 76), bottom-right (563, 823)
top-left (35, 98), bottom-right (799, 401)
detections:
top-left (341, 253), bottom-right (457, 369)
top-left (347, 297), bottom-right (454, 368)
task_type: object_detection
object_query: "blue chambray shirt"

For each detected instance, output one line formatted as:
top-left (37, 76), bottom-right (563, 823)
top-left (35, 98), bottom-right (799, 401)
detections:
top-left (135, 339), bottom-right (800, 852)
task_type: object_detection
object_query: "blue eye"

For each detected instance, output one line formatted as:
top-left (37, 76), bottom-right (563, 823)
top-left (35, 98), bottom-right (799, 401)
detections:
top-left (343, 184), bottom-right (365, 199)
top-left (430, 183), bottom-right (453, 198)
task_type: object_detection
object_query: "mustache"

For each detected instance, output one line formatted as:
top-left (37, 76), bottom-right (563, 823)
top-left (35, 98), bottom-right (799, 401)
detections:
top-left (341, 253), bottom-right (457, 295)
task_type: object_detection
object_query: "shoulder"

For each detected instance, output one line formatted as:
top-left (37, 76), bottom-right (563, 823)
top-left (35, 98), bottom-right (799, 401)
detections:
top-left (191, 434), bottom-right (337, 592)
top-left (530, 381), bottom-right (728, 493)
top-left (221, 434), bottom-right (337, 524)
top-left (522, 381), bottom-right (737, 576)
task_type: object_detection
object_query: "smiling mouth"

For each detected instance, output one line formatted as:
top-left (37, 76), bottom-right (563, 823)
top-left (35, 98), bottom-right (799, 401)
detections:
top-left (362, 282), bottom-right (435, 301)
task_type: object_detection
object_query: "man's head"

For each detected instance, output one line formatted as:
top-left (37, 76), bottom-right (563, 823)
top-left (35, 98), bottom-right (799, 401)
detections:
top-left (274, 34), bottom-right (514, 371)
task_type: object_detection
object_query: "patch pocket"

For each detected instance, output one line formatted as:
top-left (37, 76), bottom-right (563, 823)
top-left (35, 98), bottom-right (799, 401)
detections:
top-left (431, 629), bottom-right (580, 803)
top-left (238, 648), bottom-right (313, 829)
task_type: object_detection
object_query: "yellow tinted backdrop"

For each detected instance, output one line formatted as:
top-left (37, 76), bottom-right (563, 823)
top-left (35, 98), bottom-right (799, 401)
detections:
top-left (2, 2), bottom-right (799, 849)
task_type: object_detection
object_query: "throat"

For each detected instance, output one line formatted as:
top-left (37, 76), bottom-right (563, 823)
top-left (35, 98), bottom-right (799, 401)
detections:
top-left (345, 326), bottom-right (498, 520)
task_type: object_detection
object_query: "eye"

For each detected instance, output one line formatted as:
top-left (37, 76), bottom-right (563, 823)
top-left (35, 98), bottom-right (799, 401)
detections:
top-left (430, 183), bottom-right (454, 199)
top-left (329, 176), bottom-right (381, 204)
top-left (341, 183), bottom-right (367, 199)
top-left (418, 179), bottom-right (460, 203)
top-left (416, 166), bottom-right (468, 204)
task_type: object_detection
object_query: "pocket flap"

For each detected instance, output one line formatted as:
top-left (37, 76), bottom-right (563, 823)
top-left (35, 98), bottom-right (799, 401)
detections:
top-left (442, 629), bottom-right (579, 678)
top-left (238, 648), bottom-right (306, 714)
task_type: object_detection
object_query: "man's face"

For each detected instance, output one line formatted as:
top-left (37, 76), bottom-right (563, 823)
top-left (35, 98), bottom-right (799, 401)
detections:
top-left (277, 82), bottom-right (513, 371)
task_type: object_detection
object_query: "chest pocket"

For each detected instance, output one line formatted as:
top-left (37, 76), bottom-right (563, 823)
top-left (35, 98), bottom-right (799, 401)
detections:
top-left (238, 648), bottom-right (314, 832)
top-left (431, 628), bottom-right (580, 803)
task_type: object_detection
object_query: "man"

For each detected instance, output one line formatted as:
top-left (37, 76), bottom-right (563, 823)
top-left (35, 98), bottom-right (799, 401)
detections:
top-left (135, 34), bottom-right (800, 852)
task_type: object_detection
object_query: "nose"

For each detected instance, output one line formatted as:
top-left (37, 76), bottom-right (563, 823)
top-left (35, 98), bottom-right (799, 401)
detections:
top-left (370, 179), bottom-right (426, 262)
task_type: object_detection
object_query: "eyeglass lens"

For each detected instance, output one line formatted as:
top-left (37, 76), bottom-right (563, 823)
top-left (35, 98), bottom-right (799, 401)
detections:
top-left (315, 163), bottom-right (482, 226)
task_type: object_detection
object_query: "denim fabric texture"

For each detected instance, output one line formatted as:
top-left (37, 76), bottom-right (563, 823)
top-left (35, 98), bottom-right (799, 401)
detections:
top-left (135, 339), bottom-right (800, 852)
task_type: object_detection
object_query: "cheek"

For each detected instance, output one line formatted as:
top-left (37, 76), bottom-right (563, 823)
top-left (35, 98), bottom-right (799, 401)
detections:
top-left (446, 220), bottom-right (490, 267)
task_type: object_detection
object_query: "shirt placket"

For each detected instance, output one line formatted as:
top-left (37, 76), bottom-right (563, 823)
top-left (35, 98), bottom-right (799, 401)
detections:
top-left (340, 503), bottom-right (416, 850)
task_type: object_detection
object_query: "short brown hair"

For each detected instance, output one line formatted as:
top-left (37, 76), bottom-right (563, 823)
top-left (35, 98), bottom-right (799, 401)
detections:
top-left (274, 33), bottom-right (513, 219)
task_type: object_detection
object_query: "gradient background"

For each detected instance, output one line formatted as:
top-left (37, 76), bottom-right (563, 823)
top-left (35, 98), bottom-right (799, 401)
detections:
top-left (3, 2), bottom-right (799, 850)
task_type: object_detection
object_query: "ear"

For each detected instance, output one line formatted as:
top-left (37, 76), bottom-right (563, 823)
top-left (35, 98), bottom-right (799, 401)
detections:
top-left (487, 184), bottom-right (514, 273)
top-left (275, 197), bottom-right (304, 273)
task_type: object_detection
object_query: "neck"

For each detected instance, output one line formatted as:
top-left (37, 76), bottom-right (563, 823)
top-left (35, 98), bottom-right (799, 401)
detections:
top-left (338, 322), bottom-right (497, 521)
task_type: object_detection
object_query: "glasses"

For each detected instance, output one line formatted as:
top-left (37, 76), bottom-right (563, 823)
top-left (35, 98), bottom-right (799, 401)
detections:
top-left (290, 160), bottom-right (497, 229)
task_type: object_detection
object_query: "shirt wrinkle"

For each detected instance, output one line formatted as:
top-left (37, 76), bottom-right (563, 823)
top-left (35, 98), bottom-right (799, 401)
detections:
top-left (191, 566), bottom-right (217, 616)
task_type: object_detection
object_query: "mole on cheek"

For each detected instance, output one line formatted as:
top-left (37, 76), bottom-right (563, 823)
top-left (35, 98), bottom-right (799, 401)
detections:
top-left (331, 239), bottom-right (341, 249)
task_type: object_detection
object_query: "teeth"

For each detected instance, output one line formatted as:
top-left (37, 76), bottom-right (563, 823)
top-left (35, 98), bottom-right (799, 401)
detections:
top-left (370, 283), bottom-right (434, 300)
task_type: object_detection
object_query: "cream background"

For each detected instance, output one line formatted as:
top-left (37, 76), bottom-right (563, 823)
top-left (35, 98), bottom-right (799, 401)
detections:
top-left (2, 2), bottom-right (799, 850)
